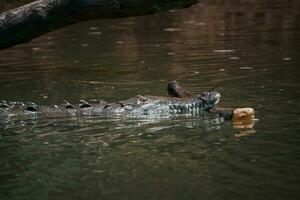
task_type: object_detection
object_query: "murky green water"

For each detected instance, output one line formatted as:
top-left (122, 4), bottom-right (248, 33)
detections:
top-left (0, 0), bottom-right (300, 199)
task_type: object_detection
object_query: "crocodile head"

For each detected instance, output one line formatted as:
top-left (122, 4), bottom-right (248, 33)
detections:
top-left (115, 90), bottom-right (221, 115)
top-left (196, 91), bottom-right (221, 110)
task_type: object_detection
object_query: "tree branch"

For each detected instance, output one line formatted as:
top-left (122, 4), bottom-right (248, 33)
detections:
top-left (0, 0), bottom-right (198, 49)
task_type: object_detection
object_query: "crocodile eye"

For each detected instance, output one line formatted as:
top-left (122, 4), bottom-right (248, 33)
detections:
top-left (135, 95), bottom-right (148, 104)
top-left (201, 92), bottom-right (208, 96)
top-left (139, 97), bottom-right (148, 103)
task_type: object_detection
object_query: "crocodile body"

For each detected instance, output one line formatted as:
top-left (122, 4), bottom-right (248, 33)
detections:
top-left (0, 82), bottom-right (221, 118)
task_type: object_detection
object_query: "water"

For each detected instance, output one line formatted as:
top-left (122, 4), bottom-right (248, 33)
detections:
top-left (0, 0), bottom-right (300, 199)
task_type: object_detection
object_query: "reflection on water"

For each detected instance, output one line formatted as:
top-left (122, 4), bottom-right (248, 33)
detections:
top-left (0, 114), bottom-right (229, 133)
top-left (0, 115), bottom-right (256, 199)
top-left (0, 0), bottom-right (300, 199)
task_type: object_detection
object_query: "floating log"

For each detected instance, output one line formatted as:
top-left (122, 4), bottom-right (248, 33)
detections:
top-left (0, 0), bottom-right (198, 49)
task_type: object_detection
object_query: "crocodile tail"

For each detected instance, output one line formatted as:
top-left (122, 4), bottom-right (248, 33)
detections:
top-left (0, 100), bottom-right (39, 116)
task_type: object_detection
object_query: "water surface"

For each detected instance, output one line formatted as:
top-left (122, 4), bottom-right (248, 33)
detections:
top-left (0, 0), bottom-right (299, 199)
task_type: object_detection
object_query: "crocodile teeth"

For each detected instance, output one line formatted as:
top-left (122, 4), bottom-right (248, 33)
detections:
top-left (178, 105), bottom-right (182, 112)
top-left (183, 105), bottom-right (188, 113)
top-left (201, 101), bottom-right (206, 110)
top-left (173, 105), bottom-right (178, 110)
top-left (191, 104), bottom-right (194, 112)
top-left (191, 103), bottom-right (195, 110)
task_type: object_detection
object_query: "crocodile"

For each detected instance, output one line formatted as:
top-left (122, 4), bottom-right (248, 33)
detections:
top-left (167, 80), bottom-right (255, 122)
top-left (167, 80), bottom-right (235, 120)
top-left (0, 81), bottom-right (221, 118)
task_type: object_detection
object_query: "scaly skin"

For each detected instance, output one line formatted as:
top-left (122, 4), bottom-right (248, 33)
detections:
top-left (0, 88), bottom-right (221, 118)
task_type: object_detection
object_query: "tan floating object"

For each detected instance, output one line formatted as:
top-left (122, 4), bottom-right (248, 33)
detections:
top-left (233, 108), bottom-right (255, 122)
